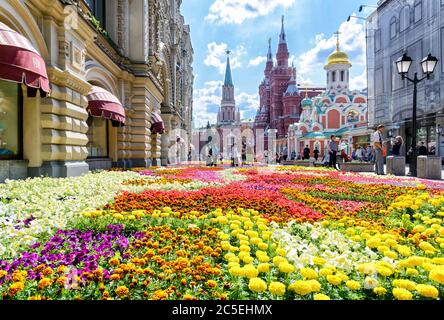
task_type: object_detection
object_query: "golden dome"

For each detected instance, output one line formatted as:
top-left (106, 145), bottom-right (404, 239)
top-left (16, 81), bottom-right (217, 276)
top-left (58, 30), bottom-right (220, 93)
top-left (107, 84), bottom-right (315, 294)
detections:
top-left (325, 43), bottom-right (351, 68)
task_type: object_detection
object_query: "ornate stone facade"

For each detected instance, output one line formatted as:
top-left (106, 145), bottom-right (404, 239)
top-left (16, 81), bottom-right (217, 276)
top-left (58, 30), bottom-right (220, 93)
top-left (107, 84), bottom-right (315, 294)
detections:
top-left (0, 0), bottom-right (193, 179)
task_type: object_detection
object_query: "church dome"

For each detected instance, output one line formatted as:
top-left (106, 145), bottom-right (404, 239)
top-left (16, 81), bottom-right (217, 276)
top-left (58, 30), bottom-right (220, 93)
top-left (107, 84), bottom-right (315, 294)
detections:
top-left (301, 96), bottom-right (312, 108)
top-left (325, 39), bottom-right (351, 68)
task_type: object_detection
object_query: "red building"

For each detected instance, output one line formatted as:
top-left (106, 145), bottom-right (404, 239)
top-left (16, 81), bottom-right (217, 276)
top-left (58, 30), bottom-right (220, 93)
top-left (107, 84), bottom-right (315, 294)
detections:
top-left (254, 16), bottom-right (324, 153)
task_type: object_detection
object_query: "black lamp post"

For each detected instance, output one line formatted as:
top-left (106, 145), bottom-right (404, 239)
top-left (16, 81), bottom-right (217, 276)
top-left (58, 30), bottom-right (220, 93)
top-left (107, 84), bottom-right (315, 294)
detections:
top-left (395, 53), bottom-right (439, 177)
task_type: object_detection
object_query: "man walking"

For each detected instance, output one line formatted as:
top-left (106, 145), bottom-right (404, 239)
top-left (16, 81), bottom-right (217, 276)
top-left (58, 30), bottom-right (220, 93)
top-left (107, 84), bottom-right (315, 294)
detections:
top-left (372, 124), bottom-right (385, 175)
top-left (328, 135), bottom-right (338, 170)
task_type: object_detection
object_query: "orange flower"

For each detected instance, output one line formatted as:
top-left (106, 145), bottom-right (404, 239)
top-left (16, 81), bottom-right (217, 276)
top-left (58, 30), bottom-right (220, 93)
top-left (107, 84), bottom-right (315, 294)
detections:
top-left (115, 286), bottom-right (129, 298)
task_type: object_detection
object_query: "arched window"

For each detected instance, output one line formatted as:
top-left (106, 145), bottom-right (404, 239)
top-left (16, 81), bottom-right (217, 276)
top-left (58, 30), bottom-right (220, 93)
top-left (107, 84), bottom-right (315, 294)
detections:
top-left (0, 81), bottom-right (23, 159)
top-left (414, 0), bottom-right (422, 23)
top-left (400, 6), bottom-right (410, 31)
top-left (390, 17), bottom-right (397, 39)
top-left (332, 71), bottom-right (336, 82)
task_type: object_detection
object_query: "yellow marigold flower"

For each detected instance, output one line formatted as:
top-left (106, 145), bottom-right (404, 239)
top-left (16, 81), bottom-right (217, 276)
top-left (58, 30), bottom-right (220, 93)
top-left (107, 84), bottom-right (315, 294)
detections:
top-left (257, 254), bottom-right (270, 263)
top-left (416, 284), bottom-right (439, 299)
top-left (307, 280), bottom-right (321, 292)
top-left (257, 263), bottom-right (270, 273)
top-left (314, 293), bottom-right (330, 300)
top-left (206, 280), bottom-right (217, 288)
top-left (0, 270), bottom-right (7, 279)
top-left (376, 266), bottom-right (394, 277)
top-left (183, 294), bottom-right (196, 300)
top-left (268, 281), bottom-right (286, 296)
top-left (392, 288), bottom-right (413, 300)
top-left (406, 268), bottom-right (419, 277)
top-left (313, 257), bottom-right (326, 266)
top-left (258, 243), bottom-right (268, 250)
top-left (346, 280), bottom-right (361, 290)
top-left (239, 245), bottom-right (251, 252)
top-left (319, 268), bottom-right (334, 277)
top-left (243, 265), bottom-right (259, 279)
top-left (392, 279), bottom-right (416, 291)
top-left (377, 245), bottom-right (390, 254)
top-left (432, 257), bottom-right (444, 265)
top-left (38, 278), bottom-right (53, 290)
top-left (250, 237), bottom-right (261, 245)
top-left (248, 278), bottom-right (267, 293)
top-left (384, 250), bottom-right (398, 260)
top-left (242, 256), bottom-right (254, 264)
top-left (229, 266), bottom-right (243, 277)
top-left (110, 274), bottom-right (120, 281)
top-left (300, 267), bottom-right (318, 280)
top-left (429, 267), bottom-right (444, 284)
top-left (272, 256), bottom-right (287, 267)
top-left (115, 286), bottom-right (129, 298)
top-left (373, 287), bottom-right (387, 296)
top-left (326, 275), bottom-right (342, 286)
top-left (8, 282), bottom-right (24, 296)
top-left (279, 263), bottom-right (295, 274)
top-left (276, 248), bottom-right (287, 257)
top-left (288, 280), bottom-right (312, 296)
top-left (366, 237), bottom-right (381, 248)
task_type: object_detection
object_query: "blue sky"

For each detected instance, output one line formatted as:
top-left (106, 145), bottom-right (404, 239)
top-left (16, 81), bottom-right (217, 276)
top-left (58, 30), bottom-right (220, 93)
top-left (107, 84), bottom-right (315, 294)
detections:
top-left (181, 0), bottom-right (378, 128)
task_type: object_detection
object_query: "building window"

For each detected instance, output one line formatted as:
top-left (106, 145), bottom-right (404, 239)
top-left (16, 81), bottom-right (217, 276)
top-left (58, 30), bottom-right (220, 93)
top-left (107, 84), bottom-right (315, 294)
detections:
top-left (400, 6), bottom-right (410, 32)
top-left (332, 71), bottom-right (336, 82)
top-left (375, 29), bottom-right (381, 52)
top-left (341, 71), bottom-right (345, 82)
top-left (86, 116), bottom-right (109, 158)
top-left (0, 80), bottom-right (22, 159)
top-left (414, 0), bottom-right (422, 23)
top-left (85, 0), bottom-right (106, 27)
top-left (390, 17), bottom-right (397, 39)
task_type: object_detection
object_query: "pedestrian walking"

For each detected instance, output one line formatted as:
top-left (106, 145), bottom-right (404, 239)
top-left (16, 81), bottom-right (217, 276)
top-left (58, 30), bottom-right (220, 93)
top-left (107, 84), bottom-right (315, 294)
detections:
top-left (313, 148), bottom-right (319, 162)
top-left (372, 124), bottom-right (386, 175)
top-left (303, 145), bottom-right (310, 160)
top-left (328, 135), bottom-right (338, 170)
top-left (391, 136), bottom-right (403, 156)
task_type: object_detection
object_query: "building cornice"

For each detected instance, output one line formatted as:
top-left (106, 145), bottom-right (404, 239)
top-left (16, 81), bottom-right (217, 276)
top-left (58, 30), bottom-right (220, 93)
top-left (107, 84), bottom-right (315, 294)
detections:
top-left (47, 66), bottom-right (92, 96)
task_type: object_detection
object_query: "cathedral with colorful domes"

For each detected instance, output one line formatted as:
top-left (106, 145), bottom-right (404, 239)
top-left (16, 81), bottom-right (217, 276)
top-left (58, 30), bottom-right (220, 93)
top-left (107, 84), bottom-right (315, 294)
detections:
top-left (287, 33), bottom-right (369, 159)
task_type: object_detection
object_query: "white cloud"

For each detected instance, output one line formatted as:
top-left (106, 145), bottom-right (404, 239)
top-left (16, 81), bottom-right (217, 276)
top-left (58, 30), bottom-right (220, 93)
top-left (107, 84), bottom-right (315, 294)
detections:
top-left (236, 92), bottom-right (259, 119)
top-left (205, 0), bottom-right (296, 25)
top-left (192, 81), bottom-right (259, 127)
top-left (193, 81), bottom-right (223, 128)
top-left (350, 70), bottom-right (367, 90)
top-left (248, 56), bottom-right (267, 67)
top-left (295, 17), bottom-right (366, 82)
top-left (204, 42), bottom-right (247, 74)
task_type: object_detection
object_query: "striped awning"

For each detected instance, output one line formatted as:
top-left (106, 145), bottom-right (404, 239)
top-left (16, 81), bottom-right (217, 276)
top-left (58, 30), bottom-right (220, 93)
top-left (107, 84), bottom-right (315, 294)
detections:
top-left (86, 86), bottom-right (126, 126)
top-left (0, 22), bottom-right (50, 97)
top-left (151, 112), bottom-right (165, 134)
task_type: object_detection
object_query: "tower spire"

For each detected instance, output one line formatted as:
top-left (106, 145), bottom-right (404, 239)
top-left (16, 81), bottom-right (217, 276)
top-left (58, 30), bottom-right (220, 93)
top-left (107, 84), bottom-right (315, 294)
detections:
top-left (279, 15), bottom-right (286, 44)
top-left (267, 38), bottom-right (273, 61)
top-left (224, 50), bottom-right (233, 86)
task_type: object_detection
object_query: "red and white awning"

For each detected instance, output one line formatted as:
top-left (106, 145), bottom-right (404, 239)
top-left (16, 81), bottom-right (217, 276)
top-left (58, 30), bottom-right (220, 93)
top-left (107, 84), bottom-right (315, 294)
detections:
top-left (86, 86), bottom-right (126, 126)
top-left (0, 22), bottom-right (50, 97)
top-left (151, 112), bottom-right (165, 134)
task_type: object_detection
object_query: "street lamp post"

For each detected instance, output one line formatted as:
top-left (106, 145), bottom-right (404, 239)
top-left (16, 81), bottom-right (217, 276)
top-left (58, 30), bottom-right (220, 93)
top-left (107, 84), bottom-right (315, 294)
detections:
top-left (395, 53), bottom-right (439, 177)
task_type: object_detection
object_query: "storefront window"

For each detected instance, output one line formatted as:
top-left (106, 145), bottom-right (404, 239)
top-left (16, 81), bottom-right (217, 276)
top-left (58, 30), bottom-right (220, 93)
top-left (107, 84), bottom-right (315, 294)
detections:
top-left (86, 116), bottom-right (108, 158)
top-left (0, 80), bottom-right (22, 159)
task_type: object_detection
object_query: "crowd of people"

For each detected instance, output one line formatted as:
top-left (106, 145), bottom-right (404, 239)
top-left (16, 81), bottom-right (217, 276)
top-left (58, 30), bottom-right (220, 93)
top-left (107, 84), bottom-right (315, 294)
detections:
top-left (198, 125), bottom-right (436, 175)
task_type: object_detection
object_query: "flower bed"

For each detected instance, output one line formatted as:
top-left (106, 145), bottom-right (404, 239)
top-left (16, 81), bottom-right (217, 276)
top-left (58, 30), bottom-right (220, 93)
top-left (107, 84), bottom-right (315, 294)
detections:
top-left (0, 165), bottom-right (443, 300)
